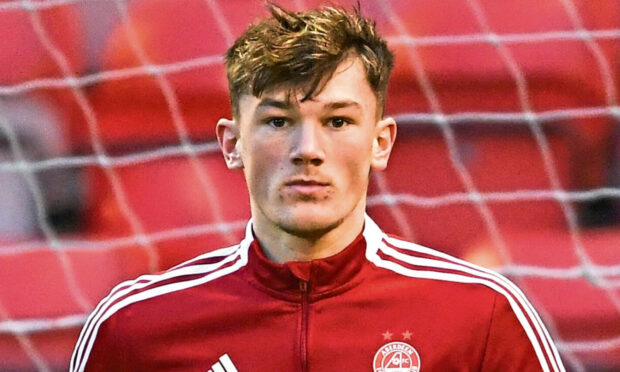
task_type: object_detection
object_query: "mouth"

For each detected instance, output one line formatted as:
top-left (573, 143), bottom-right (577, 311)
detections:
top-left (284, 178), bottom-right (331, 195)
top-left (285, 179), bottom-right (330, 187)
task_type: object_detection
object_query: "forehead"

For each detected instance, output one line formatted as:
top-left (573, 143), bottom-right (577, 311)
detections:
top-left (237, 57), bottom-right (378, 117)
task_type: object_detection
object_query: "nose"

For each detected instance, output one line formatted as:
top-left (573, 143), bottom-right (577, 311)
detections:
top-left (290, 122), bottom-right (325, 167)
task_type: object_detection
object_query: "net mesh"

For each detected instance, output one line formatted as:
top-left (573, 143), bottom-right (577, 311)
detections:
top-left (0, 0), bottom-right (619, 371)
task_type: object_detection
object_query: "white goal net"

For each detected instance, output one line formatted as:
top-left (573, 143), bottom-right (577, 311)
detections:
top-left (0, 0), bottom-right (619, 371)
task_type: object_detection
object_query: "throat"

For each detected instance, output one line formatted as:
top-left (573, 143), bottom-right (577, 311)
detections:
top-left (258, 233), bottom-right (346, 263)
top-left (254, 217), bottom-right (364, 263)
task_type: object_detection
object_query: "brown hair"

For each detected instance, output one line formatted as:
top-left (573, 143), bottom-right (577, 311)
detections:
top-left (225, 2), bottom-right (394, 118)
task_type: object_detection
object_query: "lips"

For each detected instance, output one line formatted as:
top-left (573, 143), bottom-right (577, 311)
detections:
top-left (285, 179), bottom-right (330, 187)
top-left (284, 178), bottom-right (331, 195)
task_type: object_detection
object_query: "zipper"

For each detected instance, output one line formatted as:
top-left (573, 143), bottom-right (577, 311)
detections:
top-left (299, 280), bottom-right (309, 372)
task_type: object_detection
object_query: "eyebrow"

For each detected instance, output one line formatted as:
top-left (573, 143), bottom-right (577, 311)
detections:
top-left (256, 98), bottom-right (362, 112)
top-left (323, 100), bottom-right (362, 110)
top-left (256, 98), bottom-right (292, 111)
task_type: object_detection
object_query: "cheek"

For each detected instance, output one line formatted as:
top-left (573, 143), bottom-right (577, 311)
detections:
top-left (339, 144), bottom-right (373, 187)
top-left (244, 139), bottom-right (286, 194)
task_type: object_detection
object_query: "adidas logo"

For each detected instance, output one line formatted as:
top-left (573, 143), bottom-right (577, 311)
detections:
top-left (207, 354), bottom-right (238, 372)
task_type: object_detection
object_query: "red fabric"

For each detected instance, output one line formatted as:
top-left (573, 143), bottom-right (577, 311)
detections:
top-left (71, 218), bottom-right (562, 371)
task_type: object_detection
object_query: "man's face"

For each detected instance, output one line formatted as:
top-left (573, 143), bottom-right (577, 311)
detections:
top-left (218, 57), bottom-right (396, 237)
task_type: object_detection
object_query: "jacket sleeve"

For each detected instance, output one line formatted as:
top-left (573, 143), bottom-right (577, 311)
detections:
top-left (480, 291), bottom-right (565, 372)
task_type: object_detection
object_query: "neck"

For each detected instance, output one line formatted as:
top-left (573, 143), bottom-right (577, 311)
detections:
top-left (251, 205), bottom-right (366, 263)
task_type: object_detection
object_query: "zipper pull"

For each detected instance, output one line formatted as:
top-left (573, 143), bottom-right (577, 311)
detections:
top-left (299, 280), bottom-right (308, 293)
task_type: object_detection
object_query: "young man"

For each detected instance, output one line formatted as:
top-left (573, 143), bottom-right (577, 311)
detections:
top-left (71, 4), bottom-right (565, 372)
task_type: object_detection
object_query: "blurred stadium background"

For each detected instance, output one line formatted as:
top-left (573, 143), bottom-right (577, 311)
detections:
top-left (1, 0), bottom-right (619, 370)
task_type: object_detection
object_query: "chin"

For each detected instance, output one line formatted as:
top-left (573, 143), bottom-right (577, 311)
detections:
top-left (276, 210), bottom-right (345, 239)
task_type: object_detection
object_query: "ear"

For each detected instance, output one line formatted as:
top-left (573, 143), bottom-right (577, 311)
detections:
top-left (216, 118), bottom-right (243, 169)
top-left (370, 116), bottom-right (397, 171)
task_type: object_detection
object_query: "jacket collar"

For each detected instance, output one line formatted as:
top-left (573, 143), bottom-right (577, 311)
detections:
top-left (242, 214), bottom-right (384, 298)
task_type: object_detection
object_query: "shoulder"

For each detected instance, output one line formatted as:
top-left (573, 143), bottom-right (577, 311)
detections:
top-left (367, 233), bottom-right (538, 321)
top-left (366, 233), bottom-right (564, 372)
top-left (109, 243), bottom-right (247, 315)
top-left (97, 243), bottom-right (246, 320)
top-left (70, 243), bottom-right (248, 372)
top-left (368, 233), bottom-right (519, 297)
top-left (363, 217), bottom-right (519, 296)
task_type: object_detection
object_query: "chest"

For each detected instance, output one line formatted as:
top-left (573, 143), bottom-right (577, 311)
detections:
top-left (122, 287), bottom-right (491, 372)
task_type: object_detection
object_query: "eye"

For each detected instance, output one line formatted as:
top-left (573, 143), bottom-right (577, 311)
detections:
top-left (328, 117), bottom-right (350, 128)
top-left (266, 117), bottom-right (288, 128)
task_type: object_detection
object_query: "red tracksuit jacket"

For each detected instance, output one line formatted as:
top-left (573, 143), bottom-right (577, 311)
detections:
top-left (71, 215), bottom-right (565, 372)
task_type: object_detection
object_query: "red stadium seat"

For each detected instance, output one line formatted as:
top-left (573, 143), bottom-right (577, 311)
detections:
top-left (0, 7), bottom-right (93, 371)
top-left (82, 0), bottom-right (268, 148)
top-left (81, 0), bottom-right (262, 267)
top-left (362, 0), bottom-right (620, 254)
top-left (367, 123), bottom-right (573, 257)
top-left (0, 3), bottom-right (85, 85)
top-left (382, 0), bottom-right (618, 191)
top-left (83, 152), bottom-right (250, 269)
top-left (0, 0), bottom-right (89, 150)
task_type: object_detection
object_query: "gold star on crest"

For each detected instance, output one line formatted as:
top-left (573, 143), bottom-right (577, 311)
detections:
top-left (382, 330), bottom-right (393, 340)
top-left (402, 330), bottom-right (412, 340)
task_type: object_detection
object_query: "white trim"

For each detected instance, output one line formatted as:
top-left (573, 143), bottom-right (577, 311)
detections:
top-left (210, 362), bottom-right (225, 372)
top-left (371, 244), bottom-right (553, 371)
top-left (362, 215), bottom-right (562, 371)
top-left (71, 220), bottom-right (255, 372)
top-left (169, 243), bottom-right (245, 270)
top-left (70, 243), bottom-right (243, 370)
top-left (368, 235), bottom-right (565, 372)
top-left (362, 214), bottom-right (386, 250)
top-left (383, 235), bottom-right (564, 371)
top-left (71, 248), bottom-right (241, 371)
top-left (73, 249), bottom-right (248, 372)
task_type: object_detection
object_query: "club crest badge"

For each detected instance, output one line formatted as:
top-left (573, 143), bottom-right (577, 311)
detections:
top-left (373, 341), bottom-right (421, 372)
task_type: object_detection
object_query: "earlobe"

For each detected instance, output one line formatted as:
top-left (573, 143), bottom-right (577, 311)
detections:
top-left (216, 118), bottom-right (244, 169)
top-left (371, 117), bottom-right (397, 171)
